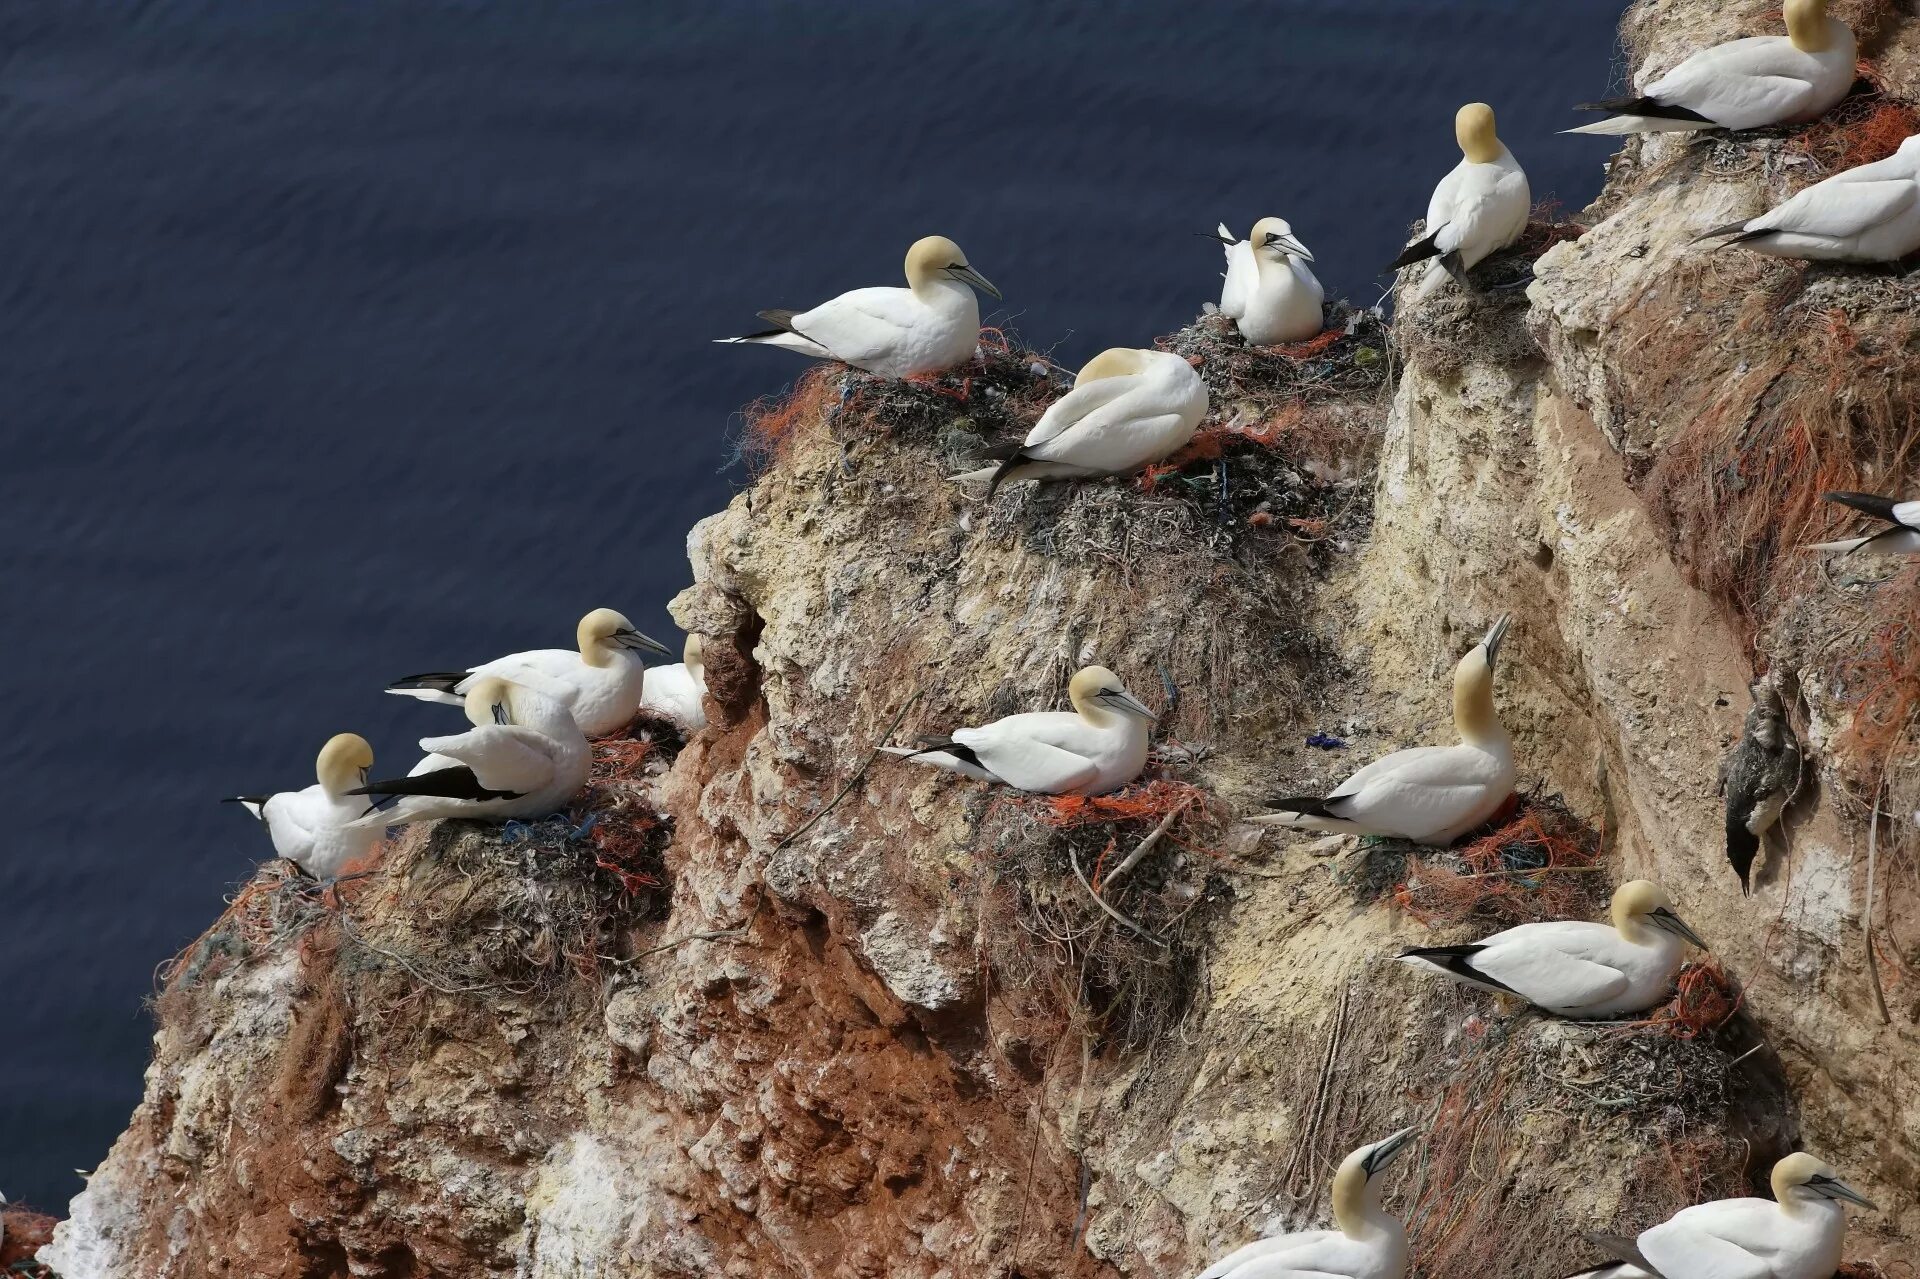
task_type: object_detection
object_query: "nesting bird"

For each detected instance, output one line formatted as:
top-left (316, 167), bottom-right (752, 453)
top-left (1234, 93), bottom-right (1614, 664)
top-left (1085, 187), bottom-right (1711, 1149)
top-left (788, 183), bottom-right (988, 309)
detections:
top-left (639, 633), bottom-right (710, 731)
top-left (1255, 616), bottom-right (1516, 845)
top-left (716, 235), bottom-right (1000, 379)
top-left (970, 348), bottom-right (1209, 493)
top-left (224, 733), bottom-right (383, 879)
top-left (1400, 880), bottom-right (1707, 1017)
top-left (882, 666), bottom-right (1155, 795)
top-left (1565, 1152), bottom-right (1875, 1279)
top-left (1810, 489), bottom-right (1920, 555)
top-left (1214, 218), bottom-right (1324, 345)
top-left (1719, 676), bottom-right (1802, 893)
top-left (351, 677), bottom-right (590, 828)
top-left (1698, 135), bottom-right (1920, 262)
top-left (1390, 104), bottom-right (1531, 299)
top-left (386, 608), bottom-right (670, 739)
top-left (1568, 0), bottom-right (1856, 136)
top-left (1194, 1129), bottom-right (1417, 1279)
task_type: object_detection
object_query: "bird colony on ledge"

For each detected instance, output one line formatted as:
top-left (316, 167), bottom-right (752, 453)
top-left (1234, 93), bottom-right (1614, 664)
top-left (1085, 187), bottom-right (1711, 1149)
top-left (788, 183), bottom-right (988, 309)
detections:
top-left (177, 1), bottom-right (1918, 1275)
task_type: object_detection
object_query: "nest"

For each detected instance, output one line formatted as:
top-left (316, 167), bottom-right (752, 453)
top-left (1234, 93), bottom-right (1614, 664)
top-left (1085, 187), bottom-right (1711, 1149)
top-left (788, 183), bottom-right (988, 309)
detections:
top-left (1394, 210), bottom-right (1586, 381)
top-left (1393, 796), bottom-right (1609, 930)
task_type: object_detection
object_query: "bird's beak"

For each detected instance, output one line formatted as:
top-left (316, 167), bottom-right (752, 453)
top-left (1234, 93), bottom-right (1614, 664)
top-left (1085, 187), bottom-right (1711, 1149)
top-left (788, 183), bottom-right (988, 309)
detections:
top-left (1481, 614), bottom-right (1512, 669)
top-left (1649, 906), bottom-right (1708, 950)
top-left (946, 264), bottom-right (1002, 300)
top-left (1365, 1126), bottom-right (1420, 1175)
top-left (1273, 233), bottom-right (1315, 262)
top-left (616, 628), bottom-right (674, 658)
top-left (1100, 689), bottom-right (1158, 721)
top-left (1815, 1177), bottom-right (1878, 1210)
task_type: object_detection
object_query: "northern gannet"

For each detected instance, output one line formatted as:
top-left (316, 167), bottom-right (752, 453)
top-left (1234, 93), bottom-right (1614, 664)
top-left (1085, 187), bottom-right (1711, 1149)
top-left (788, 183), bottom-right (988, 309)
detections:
top-left (1215, 218), bottom-right (1325, 345)
top-left (224, 733), bottom-right (383, 878)
top-left (1389, 104), bottom-right (1531, 300)
top-left (386, 608), bottom-right (670, 738)
top-left (882, 665), bottom-right (1155, 795)
top-left (1698, 136), bottom-right (1920, 262)
top-left (977, 348), bottom-right (1209, 493)
top-left (1719, 677), bottom-right (1802, 893)
top-left (1255, 616), bottom-right (1516, 845)
top-left (1194, 1129), bottom-right (1417, 1279)
top-left (1567, 0), bottom-right (1856, 136)
top-left (639, 633), bottom-right (709, 731)
top-left (1566, 1152), bottom-right (1875, 1279)
top-left (1399, 880), bottom-right (1707, 1017)
top-left (350, 677), bottom-right (590, 827)
top-left (1810, 490), bottom-right (1920, 555)
top-left (716, 235), bottom-right (1001, 379)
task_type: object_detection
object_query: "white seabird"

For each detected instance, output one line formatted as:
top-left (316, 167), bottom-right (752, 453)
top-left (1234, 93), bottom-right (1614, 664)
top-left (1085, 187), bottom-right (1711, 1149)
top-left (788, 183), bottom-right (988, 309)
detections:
top-left (1699, 136), bottom-right (1920, 262)
top-left (1567, 0), bottom-right (1856, 136)
top-left (639, 633), bottom-right (709, 731)
top-left (1399, 880), bottom-right (1708, 1017)
top-left (716, 235), bottom-right (1001, 379)
top-left (1195, 1129), bottom-right (1417, 1279)
top-left (1808, 489), bottom-right (1920, 555)
top-left (225, 733), bottom-right (383, 879)
top-left (1215, 217), bottom-right (1325, 345)
top-left (385, 608), bottom-right (671, 739)
top-left (1255, 616), bottom-right (1516, 845)
top-left (882, 665), bottom-right (1155, 795)
top-left (350, 677), bottom-right (590, 828)
top-left (1390, 104), bottom-right (1531, 299)
top-left (973, 348), bottom-right (1210, 493)
top-left (1566, 1152), bottom-right (1876, 1279)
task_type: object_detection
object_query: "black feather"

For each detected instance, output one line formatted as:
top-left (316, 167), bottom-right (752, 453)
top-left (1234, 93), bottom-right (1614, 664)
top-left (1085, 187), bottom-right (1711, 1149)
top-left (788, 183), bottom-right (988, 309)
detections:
top-left (350, 766), bottom-right (524, 803)
top-left (1574, 95), bottom-right (1713, 124)
top-left (223, 795), bottom-right (271, 818)
top-left (905, 736), bottom-right (984, 769)
top-left (388, 671), bottom-right (468, 695)
top-left (987, 449), bottom-right (1033, 496)
top-left (1823, 490), bottom-right (1905, 525)
top-left (1389, 229), bottom-right (1443, 270)
top-left (1726, 807), bottom-right (1758, 894)
top-left (1400, 944), bottom-right (1522, 995)
top-left (1266, 793), bottom-right (1349, 819)
top-left (1582, 1232), bottom-right (1666, 1278)
top-left (1693, 217), bottom-right (1763, 245)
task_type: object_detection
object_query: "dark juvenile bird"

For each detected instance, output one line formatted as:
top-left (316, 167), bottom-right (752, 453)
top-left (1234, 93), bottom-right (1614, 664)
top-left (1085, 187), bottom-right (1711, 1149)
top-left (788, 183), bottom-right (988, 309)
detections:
top-left (1718, 677), bottom-right (1802, 893)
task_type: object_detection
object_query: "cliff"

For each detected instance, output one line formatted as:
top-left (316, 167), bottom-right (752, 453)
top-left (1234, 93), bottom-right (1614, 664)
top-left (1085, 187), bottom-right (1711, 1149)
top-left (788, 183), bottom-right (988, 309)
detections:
top-left (42, 2), bottom-right (1920, 1275)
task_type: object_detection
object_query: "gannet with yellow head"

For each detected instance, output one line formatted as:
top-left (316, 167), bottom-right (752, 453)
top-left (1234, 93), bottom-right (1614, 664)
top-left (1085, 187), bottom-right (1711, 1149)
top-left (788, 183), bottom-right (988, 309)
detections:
top-left (1566, 1152), bottom-right (1876, 1279)
top-left (225, 732), bottom-right (383, 878)
top-left (1400, 880), bottom-right (1708, 1017)
top-left (1698, 137), bottom-right (1920, 264)
top-left (882, 665), bottom-right (1155, 795)
top-left (1256, 616), bottom-right (1517, 845)
top-left (639, 633), bottom-right (709, 731)
top-left (1214, 217), bottom-right (1324, 345)
top-left (1195, 1129), bottom-right (1417, 1279)
top-left (386, 607), bottom-right (670, 738)
top-left (1389, 105), bottom-right (1530, 300)
top-left (976, 348), bottom-right (1209, 493)
top-left (351, 676), bottom-right (590, 828)
top-left (1568, 0), bottom-right (1855, 136)
top-left (716, 234), bottom-right (1000, 379)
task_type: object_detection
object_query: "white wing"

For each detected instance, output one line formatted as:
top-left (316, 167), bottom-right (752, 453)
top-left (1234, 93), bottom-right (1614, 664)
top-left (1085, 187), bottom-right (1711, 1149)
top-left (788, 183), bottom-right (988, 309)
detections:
top-left (1424, 163), bottom-right (1467, 240)
top-left (465, 648), bottom-right (583, 692)
top-left (1023, 376), bottom-right (1142, 448)
top-left (1467, 932), bottom-right (1632, 1011)
top-left (788, 286), bottom-right (926, 367)
top-left (1194, 1232), bottom-right (1338, 1279)
top-left (1896, 500), bottom-right (1920, 530)
top-left (953, 723), bottom-right (1101, 794)
top-left (261, 785), bottom-right (325, 859)
top-left (1220, 229), bottom-right (1257, 318)
top-left (418, 725), bottom-right (558, 794)
top-left (640, 663), bottom-right (708, 727)
top-left (1754, 178), bottom-right (1918, 240)
top-left (1639, 1200), bottom-right (1783, 1279)
top-left (1220, 1233), bottom-right (1383, 1279)
top-left (1648, 39), bottom-right (1823, 125)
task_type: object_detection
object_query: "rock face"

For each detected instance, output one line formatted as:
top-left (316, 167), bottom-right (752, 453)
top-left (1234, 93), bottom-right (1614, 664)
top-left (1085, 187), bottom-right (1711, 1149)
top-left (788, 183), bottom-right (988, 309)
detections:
top-left (44, 3), bottom-right (1920, 1274)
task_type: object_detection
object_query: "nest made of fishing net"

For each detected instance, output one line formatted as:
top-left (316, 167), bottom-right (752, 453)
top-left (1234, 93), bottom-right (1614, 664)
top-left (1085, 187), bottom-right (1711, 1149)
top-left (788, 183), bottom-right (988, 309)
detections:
top-left (1632, 958), bottom-right (1744, 1042)
top-left (1790, 82), bottom-right (1920, 175)
top-left (1393, 797), bottom-right (1607, 930)
top-left (2, 1204), bottom-right (60, 1271)
top-left (1161, 304), bottom-right (1391, 421)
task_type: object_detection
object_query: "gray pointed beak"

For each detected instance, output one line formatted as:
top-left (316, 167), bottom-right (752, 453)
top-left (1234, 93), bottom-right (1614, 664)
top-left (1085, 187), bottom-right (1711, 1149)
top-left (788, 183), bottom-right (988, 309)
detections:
top-left (1650, 906), bottom-right (1708, 950)
top-left (617, 629), bottom-right (674, 658)
top-left (1364, 1126), bottom-right (1419, 1175)
top-left (1274, 234), bottom-right (1315, 262)
top-left (1100, 689), bottom-right (1157, 722)
top-left (947, 264), bottom-right (1002, 301)
top-left (1481, 614), bottom-right (1512, 669)
top-left (1818, 1177), bottom-right (1877, 1209)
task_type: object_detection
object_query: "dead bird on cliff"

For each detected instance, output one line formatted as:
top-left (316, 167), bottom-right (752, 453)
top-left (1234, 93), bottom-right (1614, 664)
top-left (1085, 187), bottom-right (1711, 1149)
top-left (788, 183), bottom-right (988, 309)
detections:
top-left (1719, 676), bottom-right (1803, 893)
top-left (1389, 104), bottom-right (1530, 300)
top-left (1807, 490), bottom-right (1920, 557)
top-left (1254, 615), bottom-right (1516, 845)
top-left (881, 665), bottom-right (1154, 796)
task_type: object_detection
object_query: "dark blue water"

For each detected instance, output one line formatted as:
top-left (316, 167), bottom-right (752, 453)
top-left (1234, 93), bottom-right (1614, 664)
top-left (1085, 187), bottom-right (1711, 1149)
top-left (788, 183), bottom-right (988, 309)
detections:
top-left (0, 0), bottom-right (1625, 1208)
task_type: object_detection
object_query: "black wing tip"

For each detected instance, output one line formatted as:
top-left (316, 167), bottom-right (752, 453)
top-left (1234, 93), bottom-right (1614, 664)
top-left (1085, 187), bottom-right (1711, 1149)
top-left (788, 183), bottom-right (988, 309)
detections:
top-left (1693, 218), bottom-right (1757, 244)
top-left (986, 450), bottom-right (1032, 496)
top-left (1403, 944), bottom-right (1524, 995)
top-left (388, 672), bottom-right (468, 693)
top-left (907, 736), bottom-right (984, 769)
top-left (1822, 490), bottom-right (1901, 521)
top-left (1389, 231), bottom-right (1442, 271)
top-left (1267, 794), bottom-right (1343, 819)
top-left (350, 766), bottom-right (523, 803)
top-left (1574, 95), bottom-right (1712, 123)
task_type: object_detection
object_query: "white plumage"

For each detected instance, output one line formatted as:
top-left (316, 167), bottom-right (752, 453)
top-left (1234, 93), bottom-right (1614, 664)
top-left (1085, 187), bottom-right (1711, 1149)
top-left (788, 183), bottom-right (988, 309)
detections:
top-left (225, 733), bottom-right (382, 879)
top-left (640, 634), bottom-right (709, 731)
top-left (1399, 880), bottom-right (1707, 1017)
top-left (1702, 136), bottom-right (1920, 263)
top-left (980, 349), bottom-right (1209, 492)
top-left (1255, 616), bottom-right (1516, 845)
top-left (1567, 0), bottom-right (1855, 136)
top-left (351, 677), bottom-right (590, 828)
top-left (386, 607), bottom-right (670, 739)
top-left (1808, 488), bottom-right (1920, 555)
top-left (883, 665), bottom-right (1155, 795)
top-left (1392, 104), bottom-right (1530, 300)
top-left (1194, 1130), bottom-right (1417, 1279)
top-left (1217, 217), bottom-right (1325, 345)
top-left (716, 234), bottom-right (1000, 379)
top-left (1567, 1153), bottom-right (1876, 1279)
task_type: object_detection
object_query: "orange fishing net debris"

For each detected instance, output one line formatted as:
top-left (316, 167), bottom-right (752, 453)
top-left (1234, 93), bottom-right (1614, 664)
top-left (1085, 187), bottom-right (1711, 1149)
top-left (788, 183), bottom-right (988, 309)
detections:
top-left (1835, 580), bottom-right (1920, 772)
top-left (1393, 803), bottom-right (1602, 929)
top-left (1032, 779), bottom-right (1210, 830)
top-left (591, 736), bottom-right (655, 785)
top-left (1792, 93), bottom-right (1920, 172)
top-left (1634, 958), bottom-right (1743, 1040)
top-left (740, 365), bottom-right (842, 466)
top-left (1138, 404), bottom-right (1310, 489)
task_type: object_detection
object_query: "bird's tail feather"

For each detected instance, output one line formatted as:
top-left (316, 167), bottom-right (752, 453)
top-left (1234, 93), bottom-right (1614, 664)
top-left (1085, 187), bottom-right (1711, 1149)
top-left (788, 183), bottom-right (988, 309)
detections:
top-left (1389, 229), bottom-right (1442, 270)
top-left (1806, 535), bottom-right (1873, 553)
top-left (386, 672), bottom-right (469, 705)
top-left (223, 795), bottom-right (269, 820)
